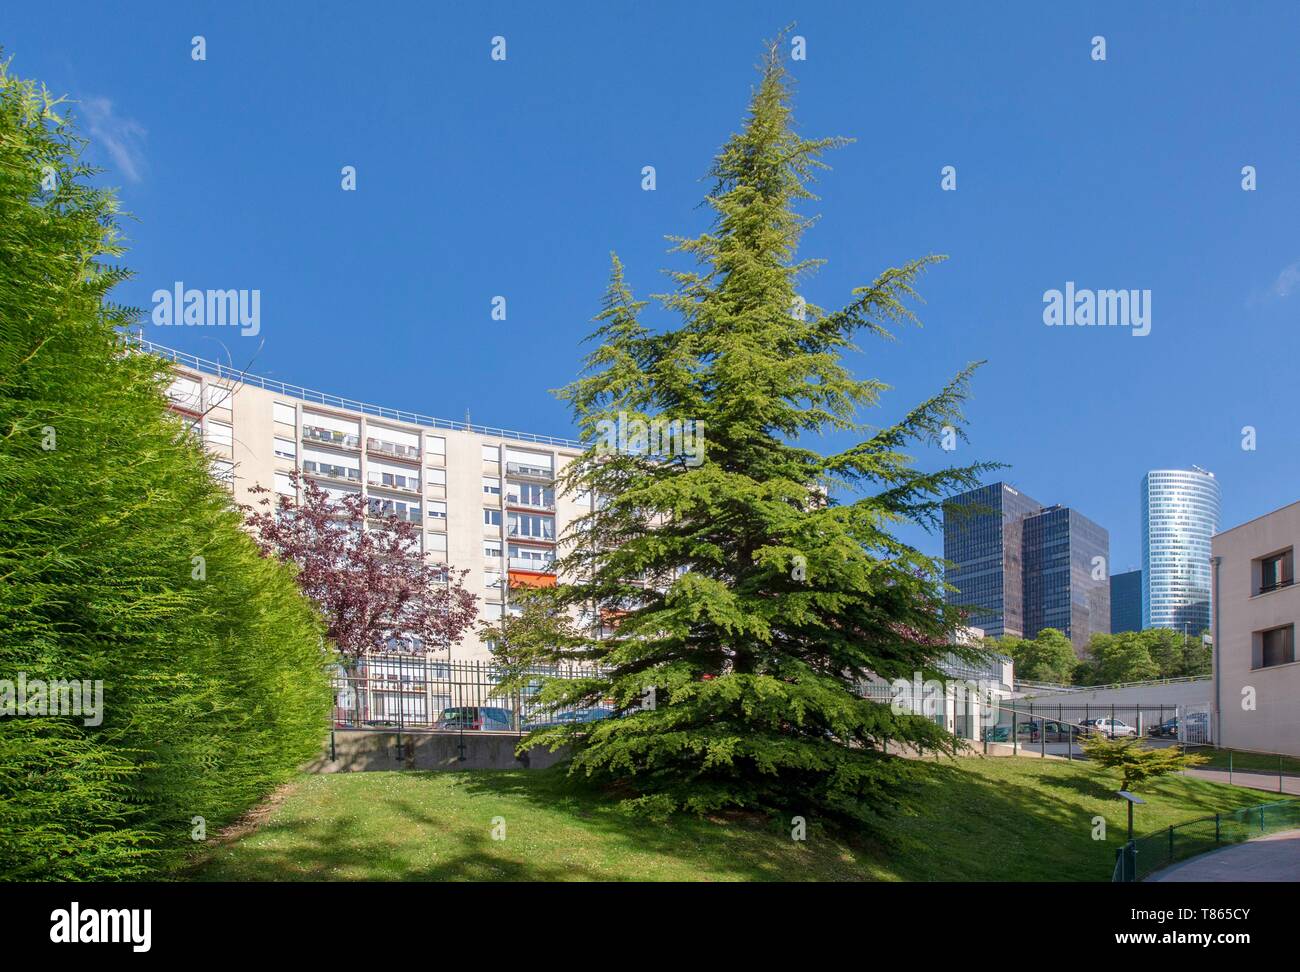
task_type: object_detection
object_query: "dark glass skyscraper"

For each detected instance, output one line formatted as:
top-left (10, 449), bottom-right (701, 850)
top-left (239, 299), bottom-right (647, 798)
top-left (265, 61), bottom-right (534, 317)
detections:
top-left (942, 482), bottom-right (1043, 640)
top-left (1109, 569), bottom-right (1142, 634)
top-left (944, 483), bottom-right (1111, 654)
top-left (1021, 506), bottom-right (1110, 652)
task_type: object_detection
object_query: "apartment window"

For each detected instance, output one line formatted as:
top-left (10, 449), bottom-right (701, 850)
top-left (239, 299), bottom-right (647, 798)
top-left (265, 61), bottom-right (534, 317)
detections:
top-left (484, 509), bottom-right (502, 527)
top-left (427, 501), bottom-right (447, 520)
top-left (273, 437), bottom-right (296, 460)
top-left (427, 468), bottom-right (447, 487)
top-left (1259, 549), bottom-right (1294, 594)
top-left (484, 542), bottom-right (502, 559)
top-left (507, 481), bottom-right (554, 509)
top-left (206, 421), bottom-right (233, 448)
top-left (482, 445), bottom-right (500, 462)
top-left (427, 532), bottom-right (448, 556)
top-left (273, 402), bottom-right (297, 426)
top-left (484, 570), bottom-right (503, 589)
top-left (508, 512), bottom-right (554, 540)
top-left (483, 603), bottom-right (503, 621)
top-left (211, 459), bottom-right (234, 484)
top-left (274, 472), bottom-right (295, 496)
top-left (1259, 625), bottom-right (1295, 669)
top-left (482, 477), bottom-right (501, 496)
top-left (426, 435), bottom-right (446, 456)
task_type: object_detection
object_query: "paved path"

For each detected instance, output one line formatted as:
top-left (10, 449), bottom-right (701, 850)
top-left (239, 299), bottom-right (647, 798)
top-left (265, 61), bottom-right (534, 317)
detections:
top-left (1183, 767), bottom-right (1300, 796)
top-left (1148, 829), bottom-right (1300, 882)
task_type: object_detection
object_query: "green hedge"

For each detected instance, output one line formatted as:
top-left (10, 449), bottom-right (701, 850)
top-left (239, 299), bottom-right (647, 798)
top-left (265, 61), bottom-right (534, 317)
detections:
top-left (0, 57), bottom-right (333, 880)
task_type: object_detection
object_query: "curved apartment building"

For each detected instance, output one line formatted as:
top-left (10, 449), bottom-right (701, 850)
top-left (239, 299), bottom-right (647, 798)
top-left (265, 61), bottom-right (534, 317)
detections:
top-left (1141, 468), bottom-right (1221, 634)
top-left (147, 339), bottom-right (592, 662)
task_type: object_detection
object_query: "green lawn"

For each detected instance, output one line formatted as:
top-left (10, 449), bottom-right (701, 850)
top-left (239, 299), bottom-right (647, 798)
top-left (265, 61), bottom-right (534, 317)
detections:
top-left (189, 757), bottom-right (1285, 882)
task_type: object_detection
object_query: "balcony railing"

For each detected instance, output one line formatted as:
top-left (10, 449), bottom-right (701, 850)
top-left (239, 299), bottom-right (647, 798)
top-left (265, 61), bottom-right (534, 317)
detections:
top-left (509, 557), bottom-right (555, 572)
top-left (506, 462), bottom-right (554, 481)
top-left (367, 437), bottom-right (421, 461)
top-left (508, 527), bottom-right (555, 542)
top-left (506, 496), bottom-right (556, 512)
top-left (367, 503), bottom-right (422, 523)
top-left (134, 336), bottom-right (582, 447)
top-left (367, 473), bottom-right (421, 493)
top-left (303, 426), bottom-right (361, 449)
top-left (1258, 577), bottom-right (1295, 595)
top-left (303, 461), bottom-right (361, 482)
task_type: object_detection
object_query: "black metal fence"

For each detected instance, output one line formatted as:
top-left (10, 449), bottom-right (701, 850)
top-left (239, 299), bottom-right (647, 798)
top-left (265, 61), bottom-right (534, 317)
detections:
top-left (996, 701), bottom-right (1209, 743)
top-left (332, 657), bottom-right (609, 732)
top-left (1114, 799), bottom-right (1300, 881)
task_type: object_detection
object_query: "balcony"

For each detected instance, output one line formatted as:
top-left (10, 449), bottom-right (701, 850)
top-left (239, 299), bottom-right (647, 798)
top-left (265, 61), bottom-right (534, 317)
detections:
top-left (366, 437), bottom-right (421, 462)
top-left (507, 526), bottom-right (555, 543)
top-left (303, 426), bottom-right (361, 450)
top-left (367, 502), bottom-right (422, 524)
top-left (506, 462), bottom-right (553, 482)
top-left (508, 569), bottom-right (556, 589)
top-left (367, 473), bottom-right (421, 495)
top-left (509, 556), bottom-right (555, 572)
top-left (303, 460), bottom-right (361, 484)
top-left (505, 496), bottom-right (556, 513)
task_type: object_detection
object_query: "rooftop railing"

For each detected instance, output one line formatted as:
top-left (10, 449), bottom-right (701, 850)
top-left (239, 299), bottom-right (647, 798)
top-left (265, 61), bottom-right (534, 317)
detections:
top-left (132, 335), bottom-right (584, 448)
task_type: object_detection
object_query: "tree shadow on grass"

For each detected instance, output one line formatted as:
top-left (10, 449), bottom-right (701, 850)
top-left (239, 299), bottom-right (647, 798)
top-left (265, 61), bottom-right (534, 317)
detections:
top-left (192, 799), bottom-right (618, 882)
top-left (188, 758), bottom-right (1230, 883)
top-left (447, 761), bottom-right (1128, 882)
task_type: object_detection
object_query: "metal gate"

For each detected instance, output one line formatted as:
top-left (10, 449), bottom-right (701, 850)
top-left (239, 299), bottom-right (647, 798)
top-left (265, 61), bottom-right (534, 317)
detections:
top-left (1178, 703), bottom-right (1212, 745)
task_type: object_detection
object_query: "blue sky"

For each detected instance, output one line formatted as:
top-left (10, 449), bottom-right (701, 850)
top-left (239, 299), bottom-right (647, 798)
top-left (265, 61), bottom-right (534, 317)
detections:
top-left (6, 1), bottom-right (1298, 569)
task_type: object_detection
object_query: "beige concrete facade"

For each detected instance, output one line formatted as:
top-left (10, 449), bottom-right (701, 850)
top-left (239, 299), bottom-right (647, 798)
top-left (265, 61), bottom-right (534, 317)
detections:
top-left (1212, 500), bottom-right (1300, 757)
top-left (152, 341), bottom-right (590, 662)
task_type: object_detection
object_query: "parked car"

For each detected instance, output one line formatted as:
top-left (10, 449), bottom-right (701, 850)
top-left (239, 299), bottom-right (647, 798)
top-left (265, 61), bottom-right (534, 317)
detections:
top-left (1087, 718), bottom-right (1137, 737)
top-left (1148, 718), bottom-right (1179, 738)
top-left (1037, 720), bottom-right (1082, 741)
top-left (434, 706), bottom-right (514, 731)
top-left (525, 707), bottom-right (614, 729)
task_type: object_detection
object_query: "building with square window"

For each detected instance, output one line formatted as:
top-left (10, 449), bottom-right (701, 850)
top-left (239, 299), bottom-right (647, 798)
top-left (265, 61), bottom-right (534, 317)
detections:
top-left (1212, 500), bottom-right (1300, 757)
top-left (148, 340), bottom-right (591, 662)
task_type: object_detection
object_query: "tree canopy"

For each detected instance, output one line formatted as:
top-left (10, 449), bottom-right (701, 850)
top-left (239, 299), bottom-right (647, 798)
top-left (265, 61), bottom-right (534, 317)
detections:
top-left (521, 39), bottom-right (992, 827)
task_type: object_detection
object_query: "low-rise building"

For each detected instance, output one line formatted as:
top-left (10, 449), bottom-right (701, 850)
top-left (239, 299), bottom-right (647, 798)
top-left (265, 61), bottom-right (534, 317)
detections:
top-left (1212, 500), bottom-right (1300, 757)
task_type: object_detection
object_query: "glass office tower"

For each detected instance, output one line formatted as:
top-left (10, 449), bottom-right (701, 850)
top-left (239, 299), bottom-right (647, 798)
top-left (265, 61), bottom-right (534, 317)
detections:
top-left (943, 483), bottom-right (1043, 639)
top-left (1141, 468), bottom-right (1221, 634)
top-left (1109, 569), bottom-right (1142, 634)
top-left (1022, 505), bottom-right (1111, 653)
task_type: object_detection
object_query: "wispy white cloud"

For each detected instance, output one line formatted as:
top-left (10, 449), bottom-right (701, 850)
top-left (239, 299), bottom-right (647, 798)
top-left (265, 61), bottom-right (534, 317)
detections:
top-left (1271, 259), bottom-right (1300, 299)
top-left (80, 96), bottom-right (147, 182)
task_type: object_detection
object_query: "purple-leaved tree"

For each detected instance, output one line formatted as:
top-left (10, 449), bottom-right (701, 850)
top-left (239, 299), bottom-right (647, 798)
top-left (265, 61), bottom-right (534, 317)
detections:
top-left (242, 471), bottom-right (478, 669)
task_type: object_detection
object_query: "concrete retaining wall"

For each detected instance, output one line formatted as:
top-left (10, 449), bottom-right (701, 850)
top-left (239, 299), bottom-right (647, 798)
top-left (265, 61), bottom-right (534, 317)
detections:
top-left (307, 730), bottom-right (570, 773)
top-left (1016, 678), bottom-right (1211, 710)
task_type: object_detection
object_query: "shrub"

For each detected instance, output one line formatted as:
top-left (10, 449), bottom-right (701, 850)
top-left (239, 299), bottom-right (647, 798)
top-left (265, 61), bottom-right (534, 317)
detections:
top-left (0, 56), bottom-right (333, 880)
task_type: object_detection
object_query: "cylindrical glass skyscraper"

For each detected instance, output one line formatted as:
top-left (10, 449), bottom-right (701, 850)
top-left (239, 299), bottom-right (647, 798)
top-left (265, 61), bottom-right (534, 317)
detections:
top-left (1140, 468), bottom-right (1221, 633)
